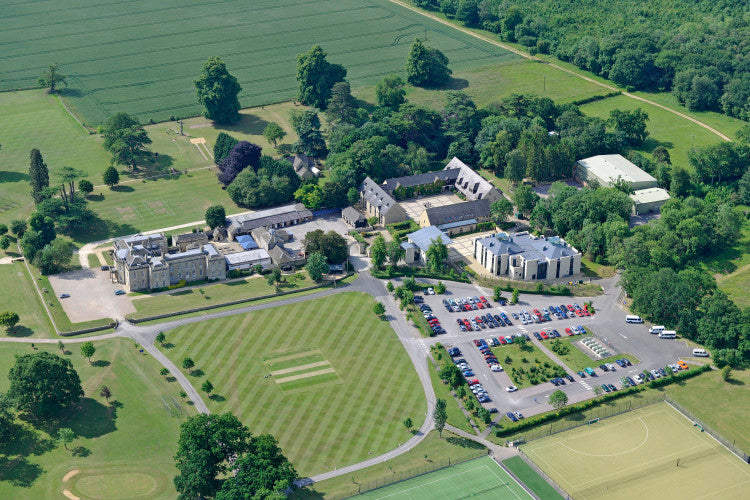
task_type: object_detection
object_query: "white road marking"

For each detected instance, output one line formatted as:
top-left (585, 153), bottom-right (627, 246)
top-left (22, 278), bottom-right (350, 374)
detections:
top-left (620, 333), bottom-right (628, 339)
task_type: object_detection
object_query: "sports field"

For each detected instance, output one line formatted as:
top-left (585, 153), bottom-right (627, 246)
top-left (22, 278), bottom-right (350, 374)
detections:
top-left (356, 456), bottom-right (532, 499)
top-left (0, 0), bottom-right (517, 125)
top-left (522, 402), bottom-right (750, 499)
top-left (161, 292), bottom-right (427, 476)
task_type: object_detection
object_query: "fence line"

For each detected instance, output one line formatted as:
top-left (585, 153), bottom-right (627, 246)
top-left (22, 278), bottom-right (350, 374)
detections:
top-left (326, 453), bottom-right (488, 500)
top-left (664, 396), bottom-right (750, 463)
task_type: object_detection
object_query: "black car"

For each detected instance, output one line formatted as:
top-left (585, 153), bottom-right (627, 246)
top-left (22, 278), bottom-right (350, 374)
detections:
top-left (534, 332), bottom-right (542, 340)
top-left (565, 374), bottom-right (574, 382)
top-left (489, 408), bottom-right (499, 414)
top-left (550, 378), bottom-right (559, 386)
top-left (413, 296), bottom-right (424, 303)
top-left (448, 347), bottom-right (461, 356)
top-left (599, 364), bottom-right (609, 372)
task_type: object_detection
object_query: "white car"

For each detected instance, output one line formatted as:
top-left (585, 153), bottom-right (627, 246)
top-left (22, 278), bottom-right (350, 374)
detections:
top-left (633, 374), bottom-right (643, 384)
top-left (650, 369), bottom-right (661, 378)
top-left (490, 364), bottom-right (503, 372)
top-left (506, 385), bottom-right (518, 392)
top-left (426, 287), bottom-right (435, 295)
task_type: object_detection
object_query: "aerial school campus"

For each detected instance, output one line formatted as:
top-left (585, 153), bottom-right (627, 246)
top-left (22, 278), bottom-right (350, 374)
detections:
top-left (0, 0), bottom-right (749, 499)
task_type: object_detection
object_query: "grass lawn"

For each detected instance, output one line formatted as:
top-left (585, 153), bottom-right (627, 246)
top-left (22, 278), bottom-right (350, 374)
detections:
top-left (580, 257), bottom-right (615, 279)
top-left (427, 360), bottom-right (474, 434)
top-left (490, 342), bottom-right (565, 390)
top-left (0, 338), bottom-right (194, 499)
top-left (521, 402), bottom-right (750, 500)
top-left (702, 217), bottom-right (750, 309)
top-left (354, 58), bottom-right (609, 111)
top-left (0, 262), bottom-right (54, 338)
top-left (291, 431), bottom-right (487, 499)
top-left (128, 271), bottom-right (314, 320)
top-left (1, 0), bottom-right (516, 125)
top-left (160, 292), bottom-right (427, 477)
top-left (0, 91), bottom-right (110, 229)
top-left (86, 253), bottom-right (100, 268)
top-left (579, 95), bottom-right (725, 173)
top-left (550, 336), bottom-right (639, 373)
top-left (502, 456), bottom-right (563, 500)
top-left (665, 368), bottom-right (750, 454)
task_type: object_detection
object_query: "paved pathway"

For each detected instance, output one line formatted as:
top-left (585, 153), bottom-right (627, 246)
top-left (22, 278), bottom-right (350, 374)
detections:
top-left (387, 0), bottom-right (732, 142)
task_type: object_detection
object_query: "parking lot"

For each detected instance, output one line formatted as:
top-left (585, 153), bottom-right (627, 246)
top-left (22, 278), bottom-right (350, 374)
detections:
top-left (48, 267), bottom-right (135, 322)
top-left (408, 278), bottom-right (695, 421)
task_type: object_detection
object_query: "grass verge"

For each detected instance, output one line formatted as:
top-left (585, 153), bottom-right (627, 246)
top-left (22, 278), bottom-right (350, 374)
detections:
top-left (502, 456), bottom-right (564, 500)
top-left (550, 337), bottom-right (639, 373)
top-left (491, 342), bottom-right (566, 390)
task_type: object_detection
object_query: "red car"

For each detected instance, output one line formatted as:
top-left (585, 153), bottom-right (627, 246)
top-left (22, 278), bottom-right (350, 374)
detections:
top-left (567, 304), bottom-right (575, 312)
top-left (540, 331), bottom-right (549, 339)
top-left (473, 339), bottom-right (482, 346)
top-left (499, 337), bottom-right (507, 344)
top-left (477, 302), bottom-right (485, 309)
top-left (575, 310), bottom-right (584, 317)
top-left (565, 327), bottom-right (574, 336)
top-left (468, 379), bottom-right (479, 385)
top-left (583, 310), bottom-right (591, 316)
top-left (533, 308), bottom-right (541, 316)
top-left (480, 296), bottom-right (488, 303)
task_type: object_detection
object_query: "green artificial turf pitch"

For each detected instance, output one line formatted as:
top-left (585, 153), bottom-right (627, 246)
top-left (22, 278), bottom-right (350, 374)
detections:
top-left (356, 456), bottom-right (532, 499)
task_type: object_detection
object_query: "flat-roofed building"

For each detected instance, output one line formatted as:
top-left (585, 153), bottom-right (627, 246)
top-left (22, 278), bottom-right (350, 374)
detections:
top-left (474, 231), bottom-right (581, 281)
top-left (575, 154), bottom-right (658, 190)
top-left (227, 204), bottom-right (312, 241)
top-left (630, 187), bottom-right (671, 215)
top-left (225, 249), bottom-right (272, 271)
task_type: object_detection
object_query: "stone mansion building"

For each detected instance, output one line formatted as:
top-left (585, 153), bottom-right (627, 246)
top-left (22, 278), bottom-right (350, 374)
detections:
top-left (113, 233), bottom-right (226, 292)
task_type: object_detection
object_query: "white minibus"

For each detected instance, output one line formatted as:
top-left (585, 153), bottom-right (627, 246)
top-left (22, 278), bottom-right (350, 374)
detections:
top-left (625, 315), bottom-right (643, 324)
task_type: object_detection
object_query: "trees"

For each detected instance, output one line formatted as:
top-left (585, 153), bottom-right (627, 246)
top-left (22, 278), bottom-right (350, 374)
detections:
top-left (100, 385), bottom-right (112, 403)
top-left (10, 220), bottom-right (27, 238)
top-left (57, 428), bottom-right (75, 450)
top-left (213, 132), bottom-right (239, 163)
top-left (217, 141), bottom-right (262, 186)
top-left (182, 357), bottom-right (195, 373)
top-left (426, 239), bottom-right (448, 273)
top-left (721, 365), bottom-right (732, 382)
top-left (549, 389), bottom-right (569, 409)
top-left (504, 149), bottom-right (526, 184)
top-left (195, 57), bottom-right (242, 124)
top-left (227, 155), bottom-right (299, 209)
top-left (403, 417), bottom-right (413, 432)
top-left (435, 281), bottom-right (446, 294)
top-left (267, 268), bottom-right (282, 287)
top-left (490, 198), bottom-right (513, 224)
top-left (512, 184), bottom-right (539, 216)
top-left (201, 380), bottom-right (214, 396)
top-left (290, 109), bottom-right (326, 157)
top-left (155, 332), bottom-right (166, 346)
top-left (406, 39), bottom-right (452, 87)
top-left (8, 352), bottom-right (83, 417)
top-left (303, 230), bottom-right (348, 264)
top-left (80, 341), bottom-right (96, 364)
top-left (511, 288), bottom-right (519, 304)
top-left (205, 205), bottom-right (226, 229)
top-left (38, 63), bottom-right (67, 93)
top-left (102, 166), bottom-right (120, 187)
top-left (376, 75), bottom-right (407, 111)
top-left (370, 234), bottom-right (387, 269)
top-left (262, 122), bottom-right (286, 148)
top-left (78, 179), bottom-right (93, 197)
top-left (173, 412), bottom-right (251, 499)
top-left (22, 212), bottom-right (56, 261)
top-left (688, 142), bottom-right (749, 185)
top-left (101, 112), bottom-right (152, 170)
top-left (29, 148), bottom-right (50, 204)
top-left (215, 433), bottom-right (298, 500)
top-left (373, 302), bottom-right (386, 317)
top-left (306, 252), bottom-right (329, 281)
top-left (327, 81), bottom-right (358, 123)
top-left (35, 238), bottom-right (74, 275)
top-left (433, 398), bottom-right (447, 437)
top-left (0, 236), bottom-right (10, 253)
top-left (0, 312), bottom-right (19, 332)
top-left (608, 108), bottom-right (649, 146)
top-left (387, 239), bottom-right (403, 268)
top-left (295, 45), bottom-right (347, 109)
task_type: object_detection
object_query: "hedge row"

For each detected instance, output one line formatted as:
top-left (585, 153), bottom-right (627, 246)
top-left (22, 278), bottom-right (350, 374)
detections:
top-left (371, 268), bottom-right (471, 283)
top-left (495, 364), bottom-right (711, 437)
top-left (571, 91), bottom-right (622, 106)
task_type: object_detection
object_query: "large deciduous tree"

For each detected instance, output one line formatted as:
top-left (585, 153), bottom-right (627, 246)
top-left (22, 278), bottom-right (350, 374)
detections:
top-left (0, 312), bottom-right (20, 332)
top-left (290, 110), bottom-right (327, 158)
top-left (195, 57), bottom-right (242, 124)
top-left (101, 112), bottom-right (152, 170)
top-left (406, 39), bottom-right (452, 87)
top-left (29, 148), bottom-right (50, 204)
top-left (8, 352), bottom-right (84, 418)
top-left (490, 198), bottom-right (513, 224)
top-left (303, 229), bottom-right (347, 264)
top-left (305, 252), bottom-right (329, 281)
top-left (376, 75), bottom-right (407, 111)
top-left (38, 63), bottom-right (67, 94)
top-left (262, 122), bottom-right (286, 148)
top-left (218, 141), bottom-right (262, 186)
top-left (173, 413), bottom-right (252, 499)
top-left (205, 205), bottom-right (226, 229)
top-left (102, 166), bottom-right (120, 187)
top-left (549, 389), bottom-right (569, 409)
top-left (433, 398), bottom-right (447, 437)
top-left (295, 45), bottom-right (347, 110)
top-left (608, 108), bottom-right (649, 146)
top-left (213, 132), bottom-right (239, 163)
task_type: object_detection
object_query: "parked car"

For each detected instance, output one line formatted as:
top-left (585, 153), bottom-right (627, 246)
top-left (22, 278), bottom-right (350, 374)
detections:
top-left (59, 293), bottom-right (70, 299)
top-left (601, 384), bottom-right (611, 393)
top-left (426, 287), bottom-right (435, 295)
top-left (490, 364), bottom-right (503, 372)
top-left (577, 370), bottom-right (586, 378)
top-left (565, 374), bottom-right (574, 382)
top-left (114, 290), bottom-right (126, 296)
top-left (506, 412), bottom-right (518, 422)
top-left (100, 265), bottom-right (110, 271)
top-left (607, 384), bottom-right (617, 392)
top-left (506, 385), bottom-right (518, 392)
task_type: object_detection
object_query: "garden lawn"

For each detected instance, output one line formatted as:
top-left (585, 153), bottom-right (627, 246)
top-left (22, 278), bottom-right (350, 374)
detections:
top-left (1, 0), bottom-right (517, 125)
top-left (0, 91), bottom-right (110, 229)
top-left (291, 431), bottom-right (487, 499)
top-left (427, 361), bottom-right (473, 434)
top-left (580, 257), bottom-right (616, 279)
top-left (703, 217), bottom-right (750, 309)
top-left (0, 261), bottom-right (54, 338)
top-left (550, 336), bottom-right (639, 373)
top-left (579, 95), bottom-right (724, 172)
top-left (665, 368), bottom-right (750, 454)
top-left (490, 342), bottom-right (565, 390)
top-left (128, 271), bottom-right (313, 320)
top-left (160, 292), bottom-right (427, 476)
top-left (0, 338), bottom-right (194, 499)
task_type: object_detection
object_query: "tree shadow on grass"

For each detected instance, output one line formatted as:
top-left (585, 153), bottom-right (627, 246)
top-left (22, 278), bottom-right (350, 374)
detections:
top-left (216, 113), bottom-right (270, 136)
top-left (0, 456), bottom-right (44, 488)
top-left (162, 343), bottom-right (175, 349)
top-left (0, 171), bottom-right (30, 183)
top-left (109, 184), bottom-right (135, 193)
top-left (23, 398), bottom-right (118, 440)
top-left (91, 360), bottom-right (111, 368)
top-left (7, 326), bottom-right (34, 338)
top-left (445, 436), bottom-right (485, 450)
top-left (640, 138), bottom-right (674, 154)
top-left (209, 394), bottom-right (225, 402)
top-left (189, 369), bottom-right (204, 378)
top-left (727, 378), bottom-right (745, 386)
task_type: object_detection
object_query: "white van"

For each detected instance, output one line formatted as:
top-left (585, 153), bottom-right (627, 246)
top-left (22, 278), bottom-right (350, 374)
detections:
top-left (649, 325), bottom-right (665, 334)
top-left (658, 330), bottom-right (677, 339)
top-left (693, 348), bottom-right (709, 357)
top-left (625, 315), bottom-right (643, 324)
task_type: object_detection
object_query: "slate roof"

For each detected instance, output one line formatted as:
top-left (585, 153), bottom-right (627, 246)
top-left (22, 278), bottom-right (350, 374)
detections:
top-left (444, 157), bottom-right (500, 200)
top-left (228, 204), bottom-right (312, 235)
top-left (476, 232), bottom-right (578, 261)
top-left (342, 206), bottom-right (366, 222)
top-left (382, 170), bottom-right (457, 193)
top-left (360, 177), bottom-right (399, 215)
top-left (423, 199), bottom-right (490, 226)
top-left (407, 226), bottom-right (452, 252)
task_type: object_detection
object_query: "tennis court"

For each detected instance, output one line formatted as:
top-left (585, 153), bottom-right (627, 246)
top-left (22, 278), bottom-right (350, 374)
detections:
top-left (522, 402), bottom-right (750, 499)
top-left (357, 456), bottom-right (532, 499)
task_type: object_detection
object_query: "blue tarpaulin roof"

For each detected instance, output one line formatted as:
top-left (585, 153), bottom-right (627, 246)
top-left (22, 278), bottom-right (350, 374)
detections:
top-left (236, 235), bottom-right (258, 250)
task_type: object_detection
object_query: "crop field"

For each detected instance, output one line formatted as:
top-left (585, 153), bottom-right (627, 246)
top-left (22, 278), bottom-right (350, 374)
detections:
top-left (161, 292), bottom-right (427, 476)
top-left (522, 403), bottom-right (750, 499)
top-left (0, 0), bottom-right (518, 126)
